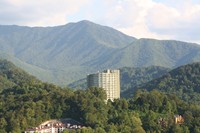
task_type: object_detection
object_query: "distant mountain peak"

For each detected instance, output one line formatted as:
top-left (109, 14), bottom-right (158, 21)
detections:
top-left (77, 20), bottom-right (94, 24)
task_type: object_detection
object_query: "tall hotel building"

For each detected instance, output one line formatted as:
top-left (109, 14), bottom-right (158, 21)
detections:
top-left (87, 69), bottom-right (120, 101)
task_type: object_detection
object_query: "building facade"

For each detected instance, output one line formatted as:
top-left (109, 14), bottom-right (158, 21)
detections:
top-left (25, 119), bottom-right (84, 133)
top-left (87, 69), bottom-right (120, 101)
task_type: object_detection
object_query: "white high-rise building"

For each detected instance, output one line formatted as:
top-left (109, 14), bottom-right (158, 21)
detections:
top-left (87, 69), bottom-right (120, 101)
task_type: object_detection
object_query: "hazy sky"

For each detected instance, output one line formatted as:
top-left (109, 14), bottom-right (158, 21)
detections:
top-left (0, 0), bottom-right (200, 43)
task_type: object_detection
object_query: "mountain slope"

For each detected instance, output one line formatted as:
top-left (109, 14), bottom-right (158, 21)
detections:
top-left (90, 39), bottom-right (200, 68)
top-left (120, 66), bottom-right (169, 92)
top-left (0, 20), bottom-right (135, 85)
top-left (0, 20), bottom-right (200, 85)
top-left (0, 59), bottom-right (40, 90)
top-left (0, 20), bottom-right (135, 69)
top-left (122, 62), bottom-right (200, 104)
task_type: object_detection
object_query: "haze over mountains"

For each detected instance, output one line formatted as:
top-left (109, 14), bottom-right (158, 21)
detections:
top-left (0, 20), bottom-right (200, 86)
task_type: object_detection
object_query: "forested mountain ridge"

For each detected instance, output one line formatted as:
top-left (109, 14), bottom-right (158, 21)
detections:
top-left (0, 20), bottom-right (135, 85)
top-left (0, 20), bottom-right (200, 86)
top-left (96, 38), bottom-right (200, 68)
top-left (122, 62), bottom-right (200, 104)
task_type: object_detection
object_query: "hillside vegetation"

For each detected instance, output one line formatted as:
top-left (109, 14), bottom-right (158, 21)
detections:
top-left (123, 62), bottom-right (200, 104)
top-left (120, 66), bottom-right (169, 92)
top-left (0, 59), bottom-right (40, 90)
top-left (0, 21), bottom-right (200, 85)
top-left (0, 60), bottom-right (200, 132)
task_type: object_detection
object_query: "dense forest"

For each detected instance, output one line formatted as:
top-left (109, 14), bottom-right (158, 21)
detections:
top-left (1, 84), bottom-right (200, 132)
top-left (120, 66), bottom-right (169, 92)
top-left (0, 60), bottom-right (200, 132)
top-left (0, 59), bottom-right (40, 91)
top-left (123, 62), bottom-right (200, 104)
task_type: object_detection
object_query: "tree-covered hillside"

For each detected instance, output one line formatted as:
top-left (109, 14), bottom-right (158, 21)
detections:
top-left (123, 62), bottom-right (200, 104)
top-left (120, 66), bottom-right (169, 92)
top-left (0, 60), bottom-right (200, 132)
top-left (1, 84), bottom-right (200, 132)
top-left (0, 59), bottom-right (40, 91)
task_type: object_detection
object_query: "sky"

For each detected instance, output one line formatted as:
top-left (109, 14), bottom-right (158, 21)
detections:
top-left (0, 0), bottom-right (200, 44)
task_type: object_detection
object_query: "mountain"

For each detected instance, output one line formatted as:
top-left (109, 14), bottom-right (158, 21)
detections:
top-left (0, 20), bottom-right (200, 86)
top-left (122, 62), bottom-right (200, 104)
top-left (91, 39), bottom-right (200, 68)
top-left (68, 66), bottom-right (169, 91)
top-left (0, 20), bottom-right (135, 85)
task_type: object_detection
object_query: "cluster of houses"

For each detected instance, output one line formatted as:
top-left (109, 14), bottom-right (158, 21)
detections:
top-left (25, 118), bottom-right (84, 133)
